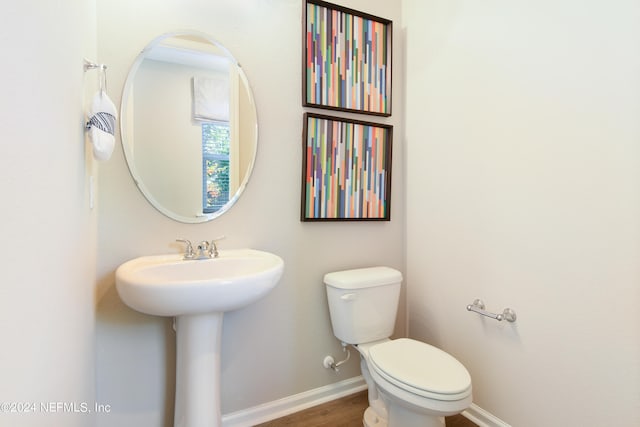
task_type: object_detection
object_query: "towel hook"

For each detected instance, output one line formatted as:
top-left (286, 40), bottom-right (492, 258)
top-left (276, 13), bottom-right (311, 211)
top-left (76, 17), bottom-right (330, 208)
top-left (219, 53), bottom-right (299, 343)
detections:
top-left (83, 58), bottom-right (108, 93)
top-left (83, 58), bottom-right (105, 72)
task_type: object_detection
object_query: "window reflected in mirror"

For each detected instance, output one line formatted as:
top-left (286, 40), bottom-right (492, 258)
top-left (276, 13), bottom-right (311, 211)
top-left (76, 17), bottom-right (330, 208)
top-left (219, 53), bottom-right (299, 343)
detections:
top-left (202, 122), bottom-right (230, 213)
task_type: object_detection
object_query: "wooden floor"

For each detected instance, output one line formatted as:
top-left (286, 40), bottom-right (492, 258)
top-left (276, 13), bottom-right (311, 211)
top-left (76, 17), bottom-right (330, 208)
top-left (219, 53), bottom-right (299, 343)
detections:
top-left (256, 391), bottom-right (477, 427)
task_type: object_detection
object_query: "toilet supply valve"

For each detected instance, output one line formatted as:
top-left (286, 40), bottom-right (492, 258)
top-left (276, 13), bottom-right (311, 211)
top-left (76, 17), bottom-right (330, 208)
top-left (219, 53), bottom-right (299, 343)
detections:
top-left (323, 343), bottom-right (351, 372)
top-left (323, 356), bottom-right (337, 370)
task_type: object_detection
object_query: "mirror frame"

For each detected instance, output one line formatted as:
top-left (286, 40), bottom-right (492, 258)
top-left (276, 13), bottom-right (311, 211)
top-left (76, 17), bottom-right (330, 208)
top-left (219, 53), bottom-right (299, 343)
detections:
top-left (120, 30), bottom-right (258, 223)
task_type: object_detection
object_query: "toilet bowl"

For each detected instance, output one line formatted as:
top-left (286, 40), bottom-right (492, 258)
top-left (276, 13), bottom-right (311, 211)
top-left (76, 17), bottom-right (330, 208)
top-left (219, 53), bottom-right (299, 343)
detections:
top-left (363, 339), bottom-right (472, 427)
top-left (324, 267), bottom-right (472, 427)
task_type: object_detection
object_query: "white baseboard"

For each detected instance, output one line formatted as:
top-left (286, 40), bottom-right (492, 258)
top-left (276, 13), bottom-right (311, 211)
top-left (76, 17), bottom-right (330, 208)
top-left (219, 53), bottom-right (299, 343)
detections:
top-left (222, 376), bottom-right (510, 427)
top-left (463, 403), bottom-right (511, 427)
top-left (222, 376), bottom-right (367, 427)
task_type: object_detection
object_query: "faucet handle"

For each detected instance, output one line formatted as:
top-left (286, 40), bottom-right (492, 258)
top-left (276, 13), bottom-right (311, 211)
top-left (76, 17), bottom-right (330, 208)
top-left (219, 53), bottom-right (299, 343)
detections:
top-left (176, 239), bottom-right (195, 259)
top-left (209, 235), bottom-right (225, 258)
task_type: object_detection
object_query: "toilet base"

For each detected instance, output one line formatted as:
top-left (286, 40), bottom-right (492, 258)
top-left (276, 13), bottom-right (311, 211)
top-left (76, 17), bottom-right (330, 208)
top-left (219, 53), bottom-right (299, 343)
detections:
top-left (363, 404), bottom-right (446, 427)
top-left (387, 402), bottom-right (445, 427)
top-left (363, 407), bottom-right (387, 427)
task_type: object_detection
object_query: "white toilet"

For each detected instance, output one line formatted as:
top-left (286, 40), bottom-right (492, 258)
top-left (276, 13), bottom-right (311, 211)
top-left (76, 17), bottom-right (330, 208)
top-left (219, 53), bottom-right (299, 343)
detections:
top-left (324, 267), bottom-right (472, 427)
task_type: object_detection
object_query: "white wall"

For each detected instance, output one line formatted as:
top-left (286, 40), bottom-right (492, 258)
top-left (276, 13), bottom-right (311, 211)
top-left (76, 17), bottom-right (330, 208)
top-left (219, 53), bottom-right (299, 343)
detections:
top-left (0, 1), bottom-right (97, 426)
top-left (403, 1), bottom-right (640, 426)
top-left (95, 1), bottom-right (404, 425)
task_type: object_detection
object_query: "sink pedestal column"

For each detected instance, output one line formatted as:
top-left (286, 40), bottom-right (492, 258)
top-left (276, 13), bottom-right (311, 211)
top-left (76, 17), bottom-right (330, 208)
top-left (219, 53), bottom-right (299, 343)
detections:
top-left (174, 312), bottom-right (224, 427)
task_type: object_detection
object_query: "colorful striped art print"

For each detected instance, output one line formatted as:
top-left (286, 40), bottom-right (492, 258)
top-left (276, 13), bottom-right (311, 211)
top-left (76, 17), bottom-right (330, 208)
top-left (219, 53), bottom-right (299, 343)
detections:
top-left (301, 113), bottom-right (393, 221)
top-left (304, 0), bottom-right (392, 116)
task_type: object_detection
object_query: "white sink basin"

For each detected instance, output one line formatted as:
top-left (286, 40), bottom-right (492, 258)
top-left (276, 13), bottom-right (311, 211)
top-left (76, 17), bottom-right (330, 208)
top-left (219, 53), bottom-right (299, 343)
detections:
top-left (115, 248), bottom-right (284, 427)
top-left (115, 248), bottom-right (284, 316)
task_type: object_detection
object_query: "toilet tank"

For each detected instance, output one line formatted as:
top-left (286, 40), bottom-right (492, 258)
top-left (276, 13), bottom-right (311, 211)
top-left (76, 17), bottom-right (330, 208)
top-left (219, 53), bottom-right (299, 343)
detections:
top-left (324, 267), bottom-right (402, 345)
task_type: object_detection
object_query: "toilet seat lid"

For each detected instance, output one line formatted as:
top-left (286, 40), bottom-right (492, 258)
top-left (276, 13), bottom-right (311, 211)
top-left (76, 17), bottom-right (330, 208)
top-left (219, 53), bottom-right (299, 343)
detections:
top-left (369, 338), bottom-right (471, 399)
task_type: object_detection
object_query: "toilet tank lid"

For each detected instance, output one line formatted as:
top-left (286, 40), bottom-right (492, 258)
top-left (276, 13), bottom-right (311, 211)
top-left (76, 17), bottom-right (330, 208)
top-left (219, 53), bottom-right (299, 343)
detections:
top-left (324, 267), bottom-right (402, 290)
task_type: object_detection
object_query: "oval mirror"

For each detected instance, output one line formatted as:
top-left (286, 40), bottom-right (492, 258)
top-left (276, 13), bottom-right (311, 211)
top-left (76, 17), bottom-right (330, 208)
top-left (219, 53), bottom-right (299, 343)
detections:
top-left (121, 31), bottom-right (258, 223)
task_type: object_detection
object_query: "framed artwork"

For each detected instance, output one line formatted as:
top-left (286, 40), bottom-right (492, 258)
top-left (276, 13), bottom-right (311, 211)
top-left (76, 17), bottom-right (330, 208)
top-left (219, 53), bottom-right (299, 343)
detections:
top-left (303, 0), bottom-right (392, 116)
top-left (301, 113), bottom-right (393, 221)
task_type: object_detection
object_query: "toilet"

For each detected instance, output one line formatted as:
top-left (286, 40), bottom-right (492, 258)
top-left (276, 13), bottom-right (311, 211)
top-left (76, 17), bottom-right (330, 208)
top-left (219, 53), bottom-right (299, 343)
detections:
top-left (324, 267), bottom-right (472, 427)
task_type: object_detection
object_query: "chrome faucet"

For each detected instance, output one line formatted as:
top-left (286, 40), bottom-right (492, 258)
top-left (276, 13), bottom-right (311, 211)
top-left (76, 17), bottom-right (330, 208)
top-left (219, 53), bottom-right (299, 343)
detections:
top-left (196, 240), bottom-right (211, 259)
top-left (176, 236), bottom-right (225, 260)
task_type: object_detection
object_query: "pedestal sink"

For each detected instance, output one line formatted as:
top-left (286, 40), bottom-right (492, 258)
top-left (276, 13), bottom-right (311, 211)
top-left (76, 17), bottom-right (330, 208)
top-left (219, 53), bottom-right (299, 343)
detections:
top-left (115, 249), bottom-right (284, 427)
